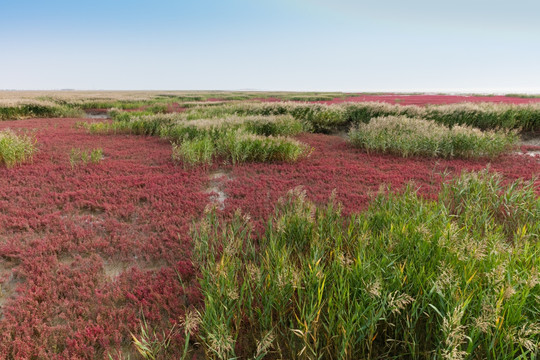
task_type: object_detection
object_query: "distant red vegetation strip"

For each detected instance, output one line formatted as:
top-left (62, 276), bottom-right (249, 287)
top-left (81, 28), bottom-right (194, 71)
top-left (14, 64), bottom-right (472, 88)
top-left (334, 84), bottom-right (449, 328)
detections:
top-left (0, 118), bottom-right (538, 357)
top-left (257, 94), bottom-right (540, 106)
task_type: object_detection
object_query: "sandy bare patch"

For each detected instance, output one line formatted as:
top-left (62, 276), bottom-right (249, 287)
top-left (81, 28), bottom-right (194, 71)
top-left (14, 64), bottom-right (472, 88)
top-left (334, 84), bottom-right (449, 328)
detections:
top-left (103, 257), bottom-right (168, 279)
top-left (515, 150), bottom-right (540, 159)
top-left (0, 261), bottom-right (22, 314)
top-left (84, 110), bottom-right (110, 120)
top-left (205, 170), bottom-right (233, 210)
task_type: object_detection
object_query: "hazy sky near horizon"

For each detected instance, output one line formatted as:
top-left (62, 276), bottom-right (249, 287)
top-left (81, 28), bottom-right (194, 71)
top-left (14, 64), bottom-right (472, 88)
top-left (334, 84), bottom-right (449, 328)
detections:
top-left (1, 0), bottom-right (539, 92)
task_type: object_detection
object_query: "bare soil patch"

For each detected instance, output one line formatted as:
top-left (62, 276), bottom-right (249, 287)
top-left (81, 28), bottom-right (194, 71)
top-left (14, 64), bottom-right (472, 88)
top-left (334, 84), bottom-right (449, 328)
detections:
top-left (205, 169), bottom-right (233, 210)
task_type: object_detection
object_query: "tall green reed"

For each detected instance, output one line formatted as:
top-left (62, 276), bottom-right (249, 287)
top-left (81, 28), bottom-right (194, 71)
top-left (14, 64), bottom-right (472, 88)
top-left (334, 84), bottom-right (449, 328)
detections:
top-left (0, 129), bottom-right (37, 167)
top-left (191, 170), bottom-right (539, 359)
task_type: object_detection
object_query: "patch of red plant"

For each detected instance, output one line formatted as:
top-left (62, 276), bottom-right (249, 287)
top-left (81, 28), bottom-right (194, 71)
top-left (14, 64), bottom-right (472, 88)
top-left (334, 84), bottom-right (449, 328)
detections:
top-left (0, 117), bottom-right (538, 358)
top-left (221, 134), bottom-right (539, 232)
top-left (0, 118), bottom-right (206, 358)
top-left (166, 102), bottom-right (187, 113)
top-left (253, 94), bottom-right (540, 106)
top-left (318, 94), bottom-right (540, 106)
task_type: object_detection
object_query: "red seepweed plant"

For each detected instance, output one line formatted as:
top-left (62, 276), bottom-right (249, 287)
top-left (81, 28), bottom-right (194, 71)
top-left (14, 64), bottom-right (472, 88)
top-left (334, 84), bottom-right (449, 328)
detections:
top-left (0, 116), bottom-right (537, 358)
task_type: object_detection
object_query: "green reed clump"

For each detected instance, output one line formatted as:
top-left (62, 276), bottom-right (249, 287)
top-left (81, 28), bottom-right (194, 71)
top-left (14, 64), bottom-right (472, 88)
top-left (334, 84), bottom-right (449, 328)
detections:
top-left (171, 130), bottom-right (309, 166)
top-left (80, 113), bottom-right (181, 136)
top-left (284, 95), bottom-right (336, 101)
top-left (160, 115), bottom-right (303, 141)
top-left (131, 317), bottom-right (177, 360)
top-left (343, 102), bottom-right (540, 132)
top-left (0, 129), bottom-right (37, 167)
top-left (151, 114), bottom-right (308, 164)
top-left (180, 101), bottom-right (227, 109)
top-left (344, 101), bottom-right (425, 124)
top-left (172, 137), bottom-right (215, 167)
top-left (191, 170), bottom-right (539, 359)
top-left (217, 130), bottom-right (310, 164)
top-left (81, 112), bottom-right (310, 165)
top-left (506, 94), bottom-right (540, 99)
top-left (182, 102), bottom-right (350, 133)
top-left (0, 102), bottom-right (84, 120)
top-left (107, 106), bottom-right (169, 120)
top-left (440, 169), bottom-right (539, 242)
top-left (115, 100), bottom-right (540, 132)
top-left (122, 116), bottom-right (177, 136)
top-left (423, 103), bottom-right (540, 131)
top-left (145, 103), bottom-right (169, 114)
top-left (69, 148), bottom-right (103, 168)
top-left (77, 121), bottom-right (132, 134)
top-left (74, 100), bottom-right (149, 110)
top-left (243, 115), bottom-right (304, 136)
top-left (349, 116), bottom-right (518, 159)
top-left (108, 108), bottom-right (135, 121)
top-left (182, 101), bottom-right (540, 133)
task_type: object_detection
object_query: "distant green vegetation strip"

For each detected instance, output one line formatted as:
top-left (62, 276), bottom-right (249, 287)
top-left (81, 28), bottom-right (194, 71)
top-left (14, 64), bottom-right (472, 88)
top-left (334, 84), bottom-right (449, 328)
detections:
top-left (349, 116), bottom-right (518, 159)
top-left (180, 101), bottom-right (540, 132)
top-left (0, 103), bottom-right (84, 120)
top-left (40, 92), bottom-right (353, 111)
top-left (6, 94), bottom-right (539, 131)
top-left (191, 170), bottom-right (539, 359)
top-left (1, 93), bottom-right (354, 121)
top-left (506, 94), bottom-right (540, 99)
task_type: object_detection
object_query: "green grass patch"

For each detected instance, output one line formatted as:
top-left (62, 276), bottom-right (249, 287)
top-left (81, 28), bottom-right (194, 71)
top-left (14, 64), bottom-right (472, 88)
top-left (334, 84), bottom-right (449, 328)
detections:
top-left (165, 115), bottom-right (304, 141)
top-left (349, 116), bottom-right (518, 158)
top-left (0, 103), bottom-right (84, 120)
top-left (69, 148), bottom-right (103, 168)
top-left (243, 115), bottom-right (304, 136)
top-left (0, 129), bottom-right (37, 167)
top-left (74, 100), bottom-right (148, 110)
top-left (172, 137), bottom-right (215, 167)
top-left (191, 170), bottom-right (539, 359)
top-left (505, 94), bottom-right (540, 98)
top-left (171, 130), bottom-right (310, 166)
top-left (76, 121), bottom-right (132, 134)
top-left (218, 130), bottom-right (310, 164)
top-left (183, 102), bottom-right (351, 133)
top-left (423, 103), bottom-right (540, 131)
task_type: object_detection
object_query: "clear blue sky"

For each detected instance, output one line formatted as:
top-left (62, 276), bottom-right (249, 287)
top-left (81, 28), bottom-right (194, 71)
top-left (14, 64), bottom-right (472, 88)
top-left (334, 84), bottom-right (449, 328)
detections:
top-left (1, 0), bottom-right (539, 92)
